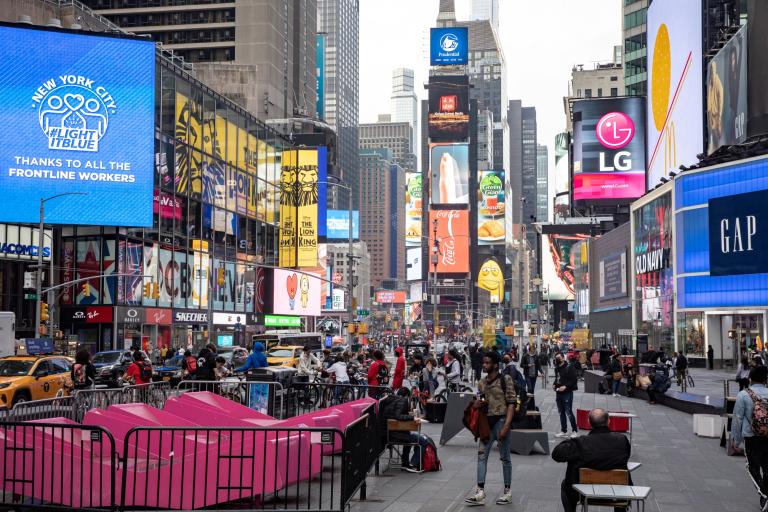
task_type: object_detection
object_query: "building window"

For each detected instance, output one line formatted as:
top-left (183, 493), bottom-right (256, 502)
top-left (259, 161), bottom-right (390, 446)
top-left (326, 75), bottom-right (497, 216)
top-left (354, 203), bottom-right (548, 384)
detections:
top-left (576, 89), bottom-right (581, 98)
top-left (597, 88), bottom-right (603, 97)
top-left (611, 87), bottom-right (618, 96)
top-left (610, 76), bottom-right (618, 82)
top-left (585, 89), bottom-right (592, 98)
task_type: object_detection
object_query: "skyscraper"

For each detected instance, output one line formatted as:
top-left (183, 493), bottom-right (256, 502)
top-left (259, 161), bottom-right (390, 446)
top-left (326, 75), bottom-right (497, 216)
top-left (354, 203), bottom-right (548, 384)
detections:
top-left (521, 107), bottom-right (538, 241)
top-left (623, 0), bottom-right (648, 96)
top-left (81, 0), bottom-right (318, 121)
top-left (536, 144), bottom-right (549, 223)
top-left (470, 0), bottom-right (499, 31)
top-left (318, 0), bottom-right (360, 210)
top-left (390, 68), bottom-right (418, 160)
top-left (359, 120), bottom-right (416, 172)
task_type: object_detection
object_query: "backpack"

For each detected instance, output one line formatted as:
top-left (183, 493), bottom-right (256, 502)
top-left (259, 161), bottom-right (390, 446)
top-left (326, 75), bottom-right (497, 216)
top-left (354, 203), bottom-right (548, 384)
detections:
top-left (421, 436), bottom-right (442, 472)
top-left (376, 362), bottom-right (389, 385)
top-left (138, 361), bottom-right (152, 382)
top-left (185, 356), bottom-right (198, 373)
top-left (747, 389), bottom-right (768, 437)
top-left (73, 363), bottom-right (85, 385)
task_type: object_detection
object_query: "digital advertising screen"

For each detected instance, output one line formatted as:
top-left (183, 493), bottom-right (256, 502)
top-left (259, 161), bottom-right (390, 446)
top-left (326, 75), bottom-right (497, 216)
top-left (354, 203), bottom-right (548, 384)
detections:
top-left (478, 258), bottom-right (503, 303)
top-left (272, 269), bottom-right (321, 317)
top-left (428, 209), bottom-right (469, 274)
top-left (430, 143), bottom-right (469, 205)
top-left (430, 27), bottom-right (468, 66)
top-left (477, 170), bottom-right (505, 245)
top-left (279, 148), bottom-right (323, 267)
top-left (428, 75), bottom-right (470, 141)
top-left (0, 25), bottom-right (155, 226)
top-left (405, 172), bottom-right (423, 247)
top-left (326, 209), bottom-right (359, 240)
top-left (707, 25), bottom-right (747, 155)
top-left (572, 97), bottom-right (646, 202)
top-left (406, 247), bottom-right (422, 281)
top-left (375, 290), bottom-right (407, 304)
top-left (647, 0), bottom-right (703, 188)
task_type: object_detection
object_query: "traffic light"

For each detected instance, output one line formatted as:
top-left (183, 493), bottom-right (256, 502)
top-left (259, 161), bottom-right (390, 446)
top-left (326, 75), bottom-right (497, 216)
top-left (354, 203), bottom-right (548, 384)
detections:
top-left (152, 283), bottom-right (160, 299)
top-left (217, 268), bottom-right (226, 286)
top-left (143, 282), bottom-right (152, 298)
top-left (82, 282), bottom-right (90, 297)
top-left (40, 302), bottom-right (49, 322)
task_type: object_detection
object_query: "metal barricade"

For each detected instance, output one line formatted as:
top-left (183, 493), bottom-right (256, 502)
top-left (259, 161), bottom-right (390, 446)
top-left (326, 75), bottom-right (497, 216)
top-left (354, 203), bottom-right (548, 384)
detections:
top-left (285, 382), bottom-right (392, 418)
top-left (0, 395), bottom-right (76, 423)
top-left (176, 379), bottom-right (285, 417)
top-left (120, 425), bottom-right (345, 511)
top-left (0, 422), bottom-right (117, 510)
top-left (122, 381), bottom-right (173, 409)
top-left (73, 387), bottom-right (128, 422)
top-left (341, 404), bottom-right (380, 504)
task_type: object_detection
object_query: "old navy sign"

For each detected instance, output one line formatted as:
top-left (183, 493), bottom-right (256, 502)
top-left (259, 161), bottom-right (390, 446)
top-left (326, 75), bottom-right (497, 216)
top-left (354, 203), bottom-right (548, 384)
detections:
top-left (709, 189), bottom-right (768, 276)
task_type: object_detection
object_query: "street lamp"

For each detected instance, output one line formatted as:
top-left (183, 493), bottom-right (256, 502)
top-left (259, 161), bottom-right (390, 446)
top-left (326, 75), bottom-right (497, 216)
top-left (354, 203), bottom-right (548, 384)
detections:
top-left (320, 177), bottom-right (354, 331)
top-left (35, 193), bottom-right (87, 336)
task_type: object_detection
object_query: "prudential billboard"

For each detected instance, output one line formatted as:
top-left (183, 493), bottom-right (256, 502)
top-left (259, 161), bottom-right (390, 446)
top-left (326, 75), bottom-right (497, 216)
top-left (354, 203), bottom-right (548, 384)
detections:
top-left (430, 27), bottom-right (468, 66)
top-left (0, 25), bottom-right (155, 226)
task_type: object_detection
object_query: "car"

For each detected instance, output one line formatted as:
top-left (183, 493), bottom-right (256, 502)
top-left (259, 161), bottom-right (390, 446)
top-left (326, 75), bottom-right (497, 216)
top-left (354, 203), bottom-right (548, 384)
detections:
top-left (218, 346), bottom-right (249, 369)
top-left (93, 350), bottom-right (151, 387)
top-left (0, 355), bottom-right (74, 408)
top-left (267, 346), bottom-right (303, 367)
top-left (152, 354), bottom-right (184, 385)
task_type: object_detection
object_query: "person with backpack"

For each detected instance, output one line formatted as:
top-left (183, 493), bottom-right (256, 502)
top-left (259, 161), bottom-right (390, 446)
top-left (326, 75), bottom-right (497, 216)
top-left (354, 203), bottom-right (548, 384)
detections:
top-left (71, 349), bottom-right (96, 391)
top-left (464, 350), bottom-right (516, 506)
top-left (181, 349), bottom-right (198, 379)
top-left (123, 350), bottom-right (152, 385)
top-left (445, 349), bottom-right (463, 390)
top-left (196, 343), bottom-right (218, 381)
top-left (378, 387), bottom-right (432, 472)
top-left (732, 365), bottom-right (768, 510)
top-left (502, 354), bottom-right (528, 407)
top-left (368, 350), bottom-right (389, 388)
top-left (392, 347), bottom-right (406, 390)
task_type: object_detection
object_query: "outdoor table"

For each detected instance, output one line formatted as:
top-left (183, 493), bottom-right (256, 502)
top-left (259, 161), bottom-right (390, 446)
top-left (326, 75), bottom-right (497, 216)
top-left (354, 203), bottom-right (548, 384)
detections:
top-left (609, 412), bottom-right (638, 445)
top-left (573, 484), bottom-right (651, 512)
top-left (627, 461), bottom-right (641, 472)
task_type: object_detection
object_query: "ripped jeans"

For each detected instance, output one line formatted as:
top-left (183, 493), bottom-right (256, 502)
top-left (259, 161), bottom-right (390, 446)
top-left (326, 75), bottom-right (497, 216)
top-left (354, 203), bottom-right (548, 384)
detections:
top-left (476, 417), bottom-right (512, 488)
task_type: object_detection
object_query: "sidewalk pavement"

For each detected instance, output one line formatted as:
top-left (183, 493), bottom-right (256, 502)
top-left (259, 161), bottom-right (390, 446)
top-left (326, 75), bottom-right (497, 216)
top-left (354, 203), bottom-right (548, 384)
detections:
top-left (353, 380), bottom-right (755, 512)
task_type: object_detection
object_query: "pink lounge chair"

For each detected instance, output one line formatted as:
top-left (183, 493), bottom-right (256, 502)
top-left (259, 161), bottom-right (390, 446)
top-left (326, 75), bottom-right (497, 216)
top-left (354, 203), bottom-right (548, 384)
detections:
top-left (174, 391), bottom-right (274, 420)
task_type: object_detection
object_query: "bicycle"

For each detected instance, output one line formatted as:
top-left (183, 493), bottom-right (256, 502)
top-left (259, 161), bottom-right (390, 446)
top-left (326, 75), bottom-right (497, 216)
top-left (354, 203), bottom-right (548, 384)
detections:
top-left (677, 368), bottom-right (694, 392)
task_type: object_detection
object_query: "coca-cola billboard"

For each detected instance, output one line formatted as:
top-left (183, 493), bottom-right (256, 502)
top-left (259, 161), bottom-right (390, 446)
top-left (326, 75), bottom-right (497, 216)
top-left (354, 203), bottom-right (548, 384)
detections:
top-left (428, 209), bottom-right (469, 274)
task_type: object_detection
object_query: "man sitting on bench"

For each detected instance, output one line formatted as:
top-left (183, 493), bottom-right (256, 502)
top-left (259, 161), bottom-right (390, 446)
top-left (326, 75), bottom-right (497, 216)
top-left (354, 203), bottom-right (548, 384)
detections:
top-left (552, 408), bottom-right (631, 512)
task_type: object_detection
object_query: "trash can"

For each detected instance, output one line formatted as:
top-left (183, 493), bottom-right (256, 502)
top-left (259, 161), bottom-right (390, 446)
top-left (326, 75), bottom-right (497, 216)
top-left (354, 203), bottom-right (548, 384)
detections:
top-left (246, 366), bottom-right (297, 417)
top-left (424, 401), bottom-right (447, 423)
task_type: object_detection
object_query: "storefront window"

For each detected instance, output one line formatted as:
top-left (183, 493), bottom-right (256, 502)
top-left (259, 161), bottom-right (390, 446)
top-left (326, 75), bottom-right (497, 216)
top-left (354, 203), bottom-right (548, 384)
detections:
top-left (678, 311), bottom-right (705, 357)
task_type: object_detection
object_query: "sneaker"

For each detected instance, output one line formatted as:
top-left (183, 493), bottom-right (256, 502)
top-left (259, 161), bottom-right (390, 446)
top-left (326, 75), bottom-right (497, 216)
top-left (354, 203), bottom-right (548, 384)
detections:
top-left (465, 488), bottom-right (486, 506)
top-left (401, 463), bottom-right (420, 473)
top-left (496, 489), bottom-right (513, 505)
top-left (555, 431), bottom-right (569, 438)
top-left (613, 393), bottom-right (618, 397)
top-left (570, 431), bottom-right (579, 438)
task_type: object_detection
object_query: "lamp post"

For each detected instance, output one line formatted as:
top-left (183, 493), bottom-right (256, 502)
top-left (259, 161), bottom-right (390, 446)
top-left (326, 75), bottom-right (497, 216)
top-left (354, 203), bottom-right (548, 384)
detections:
top-left (35, 193), bottom-right (87, 336)
top-left (323, 177), bottom-right (354, 335)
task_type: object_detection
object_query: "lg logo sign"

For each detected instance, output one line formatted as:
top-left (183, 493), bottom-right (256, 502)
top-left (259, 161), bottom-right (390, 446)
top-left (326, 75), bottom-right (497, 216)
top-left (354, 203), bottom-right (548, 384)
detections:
top-left (596, 112), bottom-right (634, 172)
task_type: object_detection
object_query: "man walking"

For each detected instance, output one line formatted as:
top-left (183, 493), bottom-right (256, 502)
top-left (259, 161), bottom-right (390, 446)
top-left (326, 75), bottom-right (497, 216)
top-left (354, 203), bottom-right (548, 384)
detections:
top-left (732, 365), bottom-right (768, 510)
top-left (708, 345), bottom-right (715, 370)
top-left (552, 408), bottom-right (631, 512)
top-left (465, 351), bottom-right (516, 506)
top-left (554, 353), bottom-right (579, 438)
top-left (521, 349), bottom-right (542, 394)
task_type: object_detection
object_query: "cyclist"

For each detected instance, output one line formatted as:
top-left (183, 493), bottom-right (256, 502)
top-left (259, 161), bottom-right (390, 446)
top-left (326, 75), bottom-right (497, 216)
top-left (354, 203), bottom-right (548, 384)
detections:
top-left (71, 349), bottom-right (96, 391)
top-left (296, 345), bottom-right (322, 383)
top-left (675, 351), bottom-right (689, 386)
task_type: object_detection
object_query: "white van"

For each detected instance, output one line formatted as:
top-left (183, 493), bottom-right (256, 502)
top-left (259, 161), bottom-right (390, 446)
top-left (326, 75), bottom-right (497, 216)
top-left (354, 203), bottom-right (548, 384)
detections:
top-left (0, 312), bottom-right (16, 357)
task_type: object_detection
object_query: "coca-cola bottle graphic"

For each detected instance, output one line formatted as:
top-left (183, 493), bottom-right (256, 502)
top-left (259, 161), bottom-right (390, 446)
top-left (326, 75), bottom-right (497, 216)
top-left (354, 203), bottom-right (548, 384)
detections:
top-left (442, 211), bottom-right (457, 267)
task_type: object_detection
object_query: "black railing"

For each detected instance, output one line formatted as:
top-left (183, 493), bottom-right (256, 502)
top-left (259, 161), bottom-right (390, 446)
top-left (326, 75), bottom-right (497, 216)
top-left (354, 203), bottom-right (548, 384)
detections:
top-left (0, 395), bottom-right (76, 423)
top-left (284, 382), bottom-right (392, 418)
top-left (0, 422), bottom-right (117, 511)
top-left (341, 403), bottom-right (380, 504)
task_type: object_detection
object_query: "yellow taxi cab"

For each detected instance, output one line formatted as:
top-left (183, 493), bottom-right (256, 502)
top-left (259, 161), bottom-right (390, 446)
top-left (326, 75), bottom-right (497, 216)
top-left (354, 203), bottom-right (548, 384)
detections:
top-left (0, 355), bottom-right (74, 409)
top-left (266, 346), bottom-right (303, 367)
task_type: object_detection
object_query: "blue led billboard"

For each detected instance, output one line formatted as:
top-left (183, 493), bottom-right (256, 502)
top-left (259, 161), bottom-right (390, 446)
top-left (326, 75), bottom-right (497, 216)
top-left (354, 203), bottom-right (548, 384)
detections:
top-left (326, 210), bottom-right (359, 240)
top-left (0, 25), bottom-right (155, 226)
top-left (430, 27), bottom-right (468, 66)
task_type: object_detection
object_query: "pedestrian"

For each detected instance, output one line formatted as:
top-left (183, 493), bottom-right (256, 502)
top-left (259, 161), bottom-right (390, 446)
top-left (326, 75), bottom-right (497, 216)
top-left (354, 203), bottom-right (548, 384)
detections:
top-left (731, 365), bottom-right (768, 510)
top-left (181, 349), bottom-right (197, 379)
top-left (327, 356), bottom-right (350, 384)
top-left (736, 357), bottom-right (752, 391)
top-left (521, 349), bottom-right (542, 394)
top-left (296, 345), bottom-right (321, 383)
top-left (538, 349), bottom-right (549, 385)
top-left (196, 343), bottom-right (218, 380)
top-left (708, 345), bottom-right (715, 370)
top-left (554, 352), bottom-right (579, 438)
top-left (236, 343), bottom-right (267, 373)
top-left (392, 346), bottom-right (406, 390)
top-left (367, 350), bottom-right (389, 394)
top-left (214, 356), bottom-right (230, 380)
top-left (122, 350), bottom-right (151, 385)
top-left (421, 358), bottom-right (438, 396)
top-left (675, 351), bottom-right (689, 385)
top-left (552, 408), bottom-right (631, 512)
top-left (464, 351), bottom-right (516, 506)
top-left (606, 353), bottom-right (623, 397)
top-left (445, 349), bottom-right (462, 390)
top-left (71, 348), bottom-right (96, 391)
top-left (471, 345), bottom-right (484, 384)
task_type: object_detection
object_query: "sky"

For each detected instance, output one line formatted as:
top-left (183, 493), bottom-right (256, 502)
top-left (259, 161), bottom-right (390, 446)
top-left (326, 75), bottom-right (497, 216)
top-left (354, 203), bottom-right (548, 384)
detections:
top-left (359, 0), bottom-right (623, 170)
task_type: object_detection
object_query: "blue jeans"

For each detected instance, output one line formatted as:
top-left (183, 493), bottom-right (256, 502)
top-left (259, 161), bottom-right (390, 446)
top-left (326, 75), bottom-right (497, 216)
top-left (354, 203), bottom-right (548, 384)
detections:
top-left (526, 375), bottom-right (537, 394)
top-left (612, 378), bottom-right (621, 395)
top-left (477, 417), bottom-right (512, 488)
top-left (402, 433), bottom-right (430, 468)
top-left (556, 391), bottom-right (577, 433)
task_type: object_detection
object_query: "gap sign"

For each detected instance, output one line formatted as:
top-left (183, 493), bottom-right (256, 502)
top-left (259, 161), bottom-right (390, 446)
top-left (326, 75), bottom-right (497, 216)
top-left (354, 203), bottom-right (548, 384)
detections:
top-left (708, 189), bottom-right (768, 276)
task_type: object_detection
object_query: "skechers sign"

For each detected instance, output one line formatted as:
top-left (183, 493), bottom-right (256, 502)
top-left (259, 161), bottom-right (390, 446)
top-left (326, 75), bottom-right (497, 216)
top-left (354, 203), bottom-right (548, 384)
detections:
top-left (0, 25), bottom-right (155, 226)
top-left (430, 28), bottom-right (468, 66)
top-left (709, 190), bottom-right (768, 276)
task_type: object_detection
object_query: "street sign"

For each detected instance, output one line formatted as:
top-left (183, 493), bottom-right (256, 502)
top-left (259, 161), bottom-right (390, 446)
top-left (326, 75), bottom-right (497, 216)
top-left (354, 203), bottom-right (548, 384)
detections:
top-left (524, 304), bottom-right (536, 310)
top-left (24, 293), bottom-right (37, 300)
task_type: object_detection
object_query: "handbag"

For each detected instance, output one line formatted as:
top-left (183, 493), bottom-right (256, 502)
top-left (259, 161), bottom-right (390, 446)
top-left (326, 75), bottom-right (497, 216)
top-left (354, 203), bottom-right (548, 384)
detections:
top-left (463, 398), bottom-right (490, 443)
top-left (612, 371), bottom-right (623, 381)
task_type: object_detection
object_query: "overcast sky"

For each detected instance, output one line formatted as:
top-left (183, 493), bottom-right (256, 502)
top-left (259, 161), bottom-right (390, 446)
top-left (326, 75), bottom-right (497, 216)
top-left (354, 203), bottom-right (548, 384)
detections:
top-left (359, 0), bottom-right (623, 164)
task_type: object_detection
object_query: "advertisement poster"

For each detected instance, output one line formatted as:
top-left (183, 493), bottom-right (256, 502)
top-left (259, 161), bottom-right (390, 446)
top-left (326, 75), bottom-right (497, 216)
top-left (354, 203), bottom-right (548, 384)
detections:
top-left (406, 247), bottom-right (422, 281)
top-left (326, 210), bottom-right (359, 240)
top-left (430, 27), bottom-right (468, 66)
top-left (405, 172), bottom-right (423, 246)
top-left (428, 209), bottom-right (470, 274)
top-left (430, 143), bottom-right (469, 205)
top-left (707, 25), bottom-right (747, 154)
top-left (572, 97), bottom-right (646, 202)
top-left (273, 269), bottom-right (321, 317)
top-left (478, 259), bottom-right (504, 303)
top-left (375, 291), bottom-right (407, 304)
top-left (0, 26), bottom-right (155, 226)
top-left (278, 152), bottom-right (298, 267)
top-left (542, 234), bottom-right (582, 301)
top-left (599, 251), bottom-right (627, 300)
top-left (279, 149), bottom-right (319, 267)
top-left (428, 75), bottom-right (470, 141)
top-left (647, 0), bottom-right (703, 187)
top-left (477, 170), bottom-right (506, 245)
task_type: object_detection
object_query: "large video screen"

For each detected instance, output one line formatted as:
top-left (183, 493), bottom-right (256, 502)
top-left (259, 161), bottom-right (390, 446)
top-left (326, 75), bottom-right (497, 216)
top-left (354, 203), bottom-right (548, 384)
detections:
top-left (273, 269), bottom-right (321, 317)
top-left (477, 170), bottom-right (505, 245)
top-left (572, 97), bottom-right (646, 202)
top-left (0, 25), bottom-right (155, 226)
top-left (430, 27), bottom-right (468, 66)
top-left (707, 25), bottom-right (747, 155)
top-left (430, 143), bottom-right (469, 205)
top-left (647, 0), bottom-right (703, 188)
top-left (428, 75), bottom-right (469, 141)
top-left (428, 209), bottom-right (469, 274)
